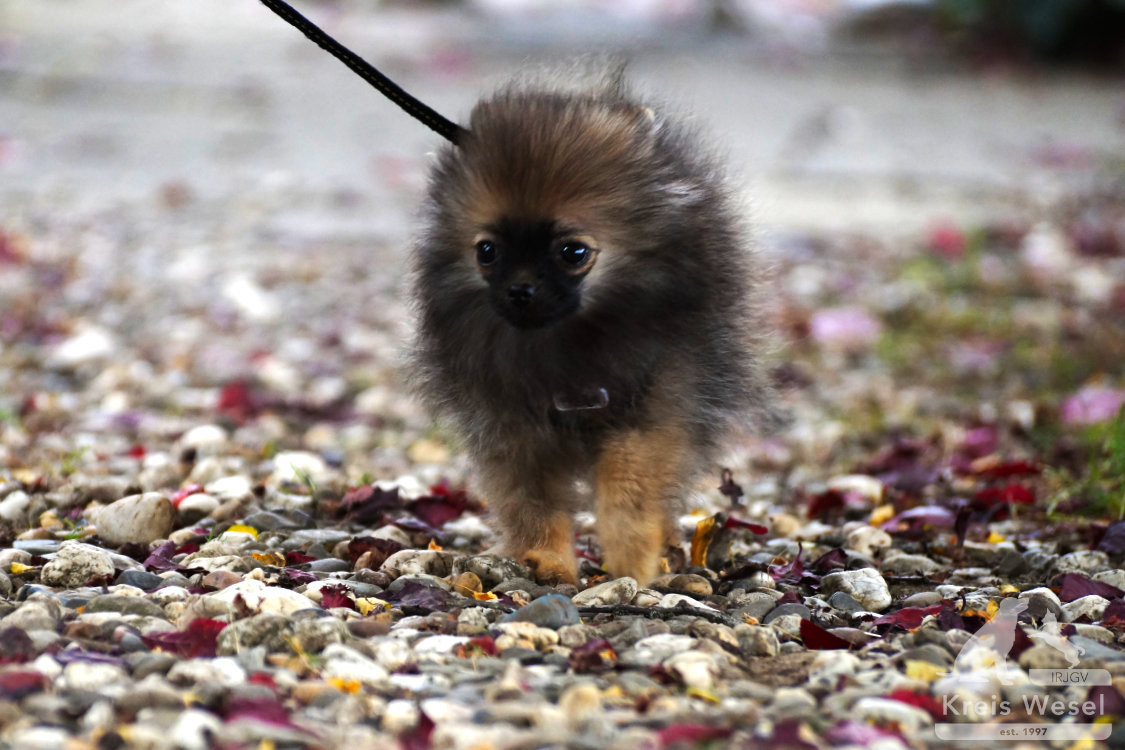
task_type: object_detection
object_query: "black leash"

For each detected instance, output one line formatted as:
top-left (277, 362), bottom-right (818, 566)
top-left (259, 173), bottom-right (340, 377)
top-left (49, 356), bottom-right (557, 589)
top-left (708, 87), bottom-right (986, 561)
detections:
top-left (257, 0), bottom-right (468, 145)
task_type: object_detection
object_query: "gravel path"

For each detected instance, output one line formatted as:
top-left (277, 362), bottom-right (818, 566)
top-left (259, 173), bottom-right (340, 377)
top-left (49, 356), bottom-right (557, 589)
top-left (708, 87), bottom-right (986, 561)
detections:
top-left (2, 2), bottom-right (1125, 748)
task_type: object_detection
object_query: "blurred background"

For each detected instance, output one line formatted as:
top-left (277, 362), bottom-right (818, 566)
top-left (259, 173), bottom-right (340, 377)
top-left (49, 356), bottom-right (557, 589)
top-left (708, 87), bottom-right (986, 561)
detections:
top-left (1, 0), bottom-right (1124, 488)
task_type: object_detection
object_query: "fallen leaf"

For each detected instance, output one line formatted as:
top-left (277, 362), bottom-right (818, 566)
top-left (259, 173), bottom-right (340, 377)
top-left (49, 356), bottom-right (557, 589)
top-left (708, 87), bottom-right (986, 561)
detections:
top-left (799, 618), bottom-right (850, 650)
top-left (1052, 573), bottom-right (1125, 603)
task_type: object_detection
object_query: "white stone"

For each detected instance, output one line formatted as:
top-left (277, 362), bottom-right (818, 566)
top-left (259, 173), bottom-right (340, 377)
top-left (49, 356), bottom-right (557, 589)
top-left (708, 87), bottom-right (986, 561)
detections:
top-left (845, 525), bottom-right (893, 557)
top-left (204, 474), bottom-right (255, 501)
top-left (176, 424), bottom-right (229, 456)
top-left (0, 490), bottom-right (31, 523)
top-left (166, 656), bottom-right (246, 687)
top-left (381, 549), bottom-right (457, 578)
top-left (828, 474), bottom-right (884, 502)
top-left (1019, 586), bottom-right (1062, 608)
top-left (322, 643), bottom-right (390, 688)
top-left (413, 635), bottom-right (470, 656)
top-left (60, 661), bottom-right (130, 692)
top-left (630, 634), bottom-right (696, 662)
top-left (657, 593), bottom-right (718, 611)
top-left (663, 651), bottom-right (719, 691)
top-left (808, 650), bottom-right (860, 692)
top-left (1092, 569), bottom-right (1125, 591)
top-left (572, 577), bottom-right (637, 606)
top-left (46, 324), bottom-right (116, 369)
top-left (169, 709), bottom-right (223, 750)
top-left (40, 541), bottom-right (115, 588)
top-left (205, 579), bottom-right (316, 616)
top-left (1062, 595), bottom-right (1110, 623)
top-left (820, 568), bottom-right (892, 611)
top-left (1056, 550), bottom-right (1110, 575)
top-left (853, 697), bottom-right (933, 731)
top-left (270, 450), bottom-right (332, 486)
top-left (93, 492), bottom-right (175, 546)
top-left (176, 492), bottom-right (220, 518)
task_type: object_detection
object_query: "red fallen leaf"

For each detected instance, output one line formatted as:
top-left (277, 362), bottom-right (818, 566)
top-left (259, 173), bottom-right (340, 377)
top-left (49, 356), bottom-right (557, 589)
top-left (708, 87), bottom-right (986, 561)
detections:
top-left (320, 584), bottom-right (357, 611)
top-left (766, 719), bottom-right (820, 749)
top-left (881, 505), bottom-right (957, 532)
top-left (1080, 685), bottom-right (1125, 721)
top-left (127, 444), bottom-right (146, 459)
top-left (958, 426), bottom-right (999, 460)
top-left (170, 484), bottom-right (205, 509)
top-left (285, 550), bottom-right (317, 565)
top-left (0, 627), bottom-right (37, 665)
top-left (972, 483), bottom-right (1035, 508)
top-left (885, 689), bottom-right (945, 720)
top-left (1009, 624), bottom-right (1036, 659)
top-left (1097, 521), bottom-right (1125, 556)
top-left (806, 488), bottom-right (846, 520)
top-left (1100, 598), bottom-right (1125, 627)
top-left (0, 671), bottom-right (50, 700)
top-left (143, 618), bottom-right (227, 658)
top-left (247, 672), bottom-right (278, 691)
top-left (1052, 573), bottom-right (1125, 603)
top-left (456, 636), bottom-right (498, 658)
top-left (723, 515), bottom-right (768, 534)
top-left (217, 380), bottom-right (260, 424)
top-left (399, 710), bottom-right (435, 750)
top-left (279, 568), bottom-right (317, 587)
top-left (824, 720), bottom-right (904, 746)
top-left (873, 603), bottom-right (945, 630)
top-left (348, 536), bottom-right (403, 566)
top-left (928, 221), bottom-right (967, 260)
top-left (406, 486), bottom-right (468, 528)
top-left (568, 637), bottom-right (617, 673)
top-left (339, 484), bottom-right (401, 524)
top-left (799, 618), bottom-right (850, 650)
top-left (656, 723), bottom-right (732, 747)
top-left (224, 696), bottom-right (299, 728)
top-left (143, 540), bottom-right (182, 571)
top-left (809, 547), bottom-right (847, 574)
top-left (769, 548), bottom-right (805, 585)
top-left (974, 459), bottom-right (1041, 479)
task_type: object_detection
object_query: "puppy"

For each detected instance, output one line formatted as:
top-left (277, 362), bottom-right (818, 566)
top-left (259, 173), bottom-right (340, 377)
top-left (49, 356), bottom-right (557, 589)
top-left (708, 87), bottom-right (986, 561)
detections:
top-left (410, 71), bottom-right (771, 585)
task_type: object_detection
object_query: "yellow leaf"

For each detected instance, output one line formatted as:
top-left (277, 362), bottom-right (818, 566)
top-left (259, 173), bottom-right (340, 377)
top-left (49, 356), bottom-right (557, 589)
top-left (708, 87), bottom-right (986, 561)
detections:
top-left (472, 591), bottom-right (498, 601)
top-left (428, 539), bottom-right (443, 551)
top-left (999, 584), bottom-right (1020, 596)
top-left (905, 660), bottom-right (944, 683)
top-left (686, 687), bottom-right (721, 704)
top-left (869, 504), bottom-right (895, 526)
top-left (226, 524), bottom-right (259, 538)
top-left (9, 562), bottom-right (34, 575)
top-left (252, 552), bottom-right (286, 566)
top-left (327, 677), bottom-right (362, 694)
top-left (987, 530), bottom-right (1005, 544)
top-left (690, 516), bottom-right (718, 568)
top-left (986, 599), bottom-right (1000, 619)
top-left (355, 597), bottom-right (390, 616)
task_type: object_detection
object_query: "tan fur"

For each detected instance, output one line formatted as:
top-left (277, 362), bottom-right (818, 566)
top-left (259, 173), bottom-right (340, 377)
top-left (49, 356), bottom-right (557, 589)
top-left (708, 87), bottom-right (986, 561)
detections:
top-left (594, 426), bottom-right (688, 583)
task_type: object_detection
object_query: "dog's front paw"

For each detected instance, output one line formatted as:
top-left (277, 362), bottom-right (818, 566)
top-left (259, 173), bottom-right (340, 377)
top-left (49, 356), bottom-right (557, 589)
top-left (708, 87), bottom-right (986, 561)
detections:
top-left (522, 548), bottom-right (578, 586)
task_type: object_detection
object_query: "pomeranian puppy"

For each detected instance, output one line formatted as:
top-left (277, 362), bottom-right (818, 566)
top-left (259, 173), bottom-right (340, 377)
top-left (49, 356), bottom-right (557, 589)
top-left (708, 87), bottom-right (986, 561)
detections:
top-left (410, 70), bottom-right (771, 585)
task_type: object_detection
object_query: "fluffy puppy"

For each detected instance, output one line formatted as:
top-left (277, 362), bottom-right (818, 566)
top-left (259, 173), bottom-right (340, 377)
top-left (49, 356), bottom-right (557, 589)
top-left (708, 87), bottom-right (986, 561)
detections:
top-left (410, 71), bottom-right (771, 585)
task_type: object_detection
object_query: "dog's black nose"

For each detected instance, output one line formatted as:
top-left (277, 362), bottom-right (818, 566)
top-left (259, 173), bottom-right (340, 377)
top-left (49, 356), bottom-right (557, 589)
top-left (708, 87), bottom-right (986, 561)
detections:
top-left (507, 283), bottom-right (535, 307)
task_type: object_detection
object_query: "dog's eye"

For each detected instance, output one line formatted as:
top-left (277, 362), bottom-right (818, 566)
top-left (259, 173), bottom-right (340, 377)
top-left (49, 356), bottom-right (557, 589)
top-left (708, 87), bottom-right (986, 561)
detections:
top-left (475, 240), bottom-right (498, 266)
top-left (559, 242), bottom-right (591, 267)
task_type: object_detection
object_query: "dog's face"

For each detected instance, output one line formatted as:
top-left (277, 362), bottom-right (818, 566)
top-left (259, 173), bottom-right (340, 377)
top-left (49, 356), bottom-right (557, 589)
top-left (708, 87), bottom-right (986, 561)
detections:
top-left (471, 218), bottom-right (599, 329)
top-left (423, 91), bottom-right (663, 332)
